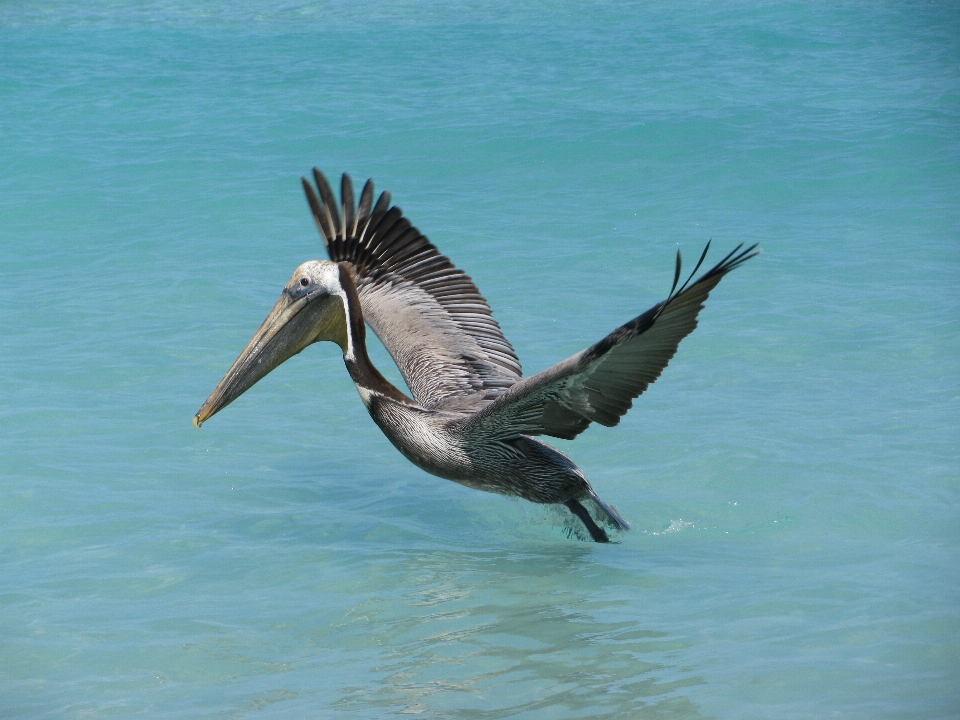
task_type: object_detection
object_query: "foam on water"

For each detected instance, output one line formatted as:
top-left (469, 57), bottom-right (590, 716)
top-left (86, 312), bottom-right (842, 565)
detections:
top-left (2, 2), bottom-right (958, 717)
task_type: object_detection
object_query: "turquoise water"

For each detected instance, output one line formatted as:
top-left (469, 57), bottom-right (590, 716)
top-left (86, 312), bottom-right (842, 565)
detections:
top-left (2, 1), bottom-right (958, 716)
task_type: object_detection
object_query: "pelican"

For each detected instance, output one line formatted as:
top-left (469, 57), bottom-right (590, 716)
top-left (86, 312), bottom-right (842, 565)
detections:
top-left (194, 170), bottom-right (758, 542)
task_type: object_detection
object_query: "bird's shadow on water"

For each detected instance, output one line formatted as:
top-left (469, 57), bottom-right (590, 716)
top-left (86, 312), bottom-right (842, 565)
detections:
top-left (310, 528), bottom-right (708, 718)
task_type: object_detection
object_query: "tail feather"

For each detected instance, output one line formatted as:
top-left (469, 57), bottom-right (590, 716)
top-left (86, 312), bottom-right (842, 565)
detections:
top-left (585, 490), bottom-right (631, 533)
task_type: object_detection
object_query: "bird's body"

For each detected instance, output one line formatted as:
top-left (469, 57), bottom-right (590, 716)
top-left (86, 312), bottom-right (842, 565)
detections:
top-left (195, 170), bottom-right (758, 542)
top-left (361, 392), bottom-right (588, 506)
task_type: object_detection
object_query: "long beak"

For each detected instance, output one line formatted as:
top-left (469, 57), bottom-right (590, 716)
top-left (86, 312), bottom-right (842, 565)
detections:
top-left (193, 289), bottom-right (329, 428)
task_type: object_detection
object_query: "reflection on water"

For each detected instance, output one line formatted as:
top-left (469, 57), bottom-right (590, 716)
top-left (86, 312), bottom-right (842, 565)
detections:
top-left (318, 547), bottom-right (705, 718)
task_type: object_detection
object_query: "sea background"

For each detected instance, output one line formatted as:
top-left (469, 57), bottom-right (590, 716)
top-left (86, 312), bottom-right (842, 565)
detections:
top-left (2, 2), bottom-right (958, 717)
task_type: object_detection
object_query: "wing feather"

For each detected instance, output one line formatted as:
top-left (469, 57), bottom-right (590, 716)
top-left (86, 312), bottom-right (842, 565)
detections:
top-left (303, 171), bottom-right (522, 409)
top-left (464, 243), bottom-right (759, 440)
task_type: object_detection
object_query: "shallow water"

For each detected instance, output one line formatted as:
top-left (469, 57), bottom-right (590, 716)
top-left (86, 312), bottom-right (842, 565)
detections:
top-left (2, 2), bottom-right (958, 717)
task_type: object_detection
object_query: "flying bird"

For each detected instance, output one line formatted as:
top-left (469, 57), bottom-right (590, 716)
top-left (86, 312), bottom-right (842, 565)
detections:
top-left (194, 170), bottom-right (758, 542)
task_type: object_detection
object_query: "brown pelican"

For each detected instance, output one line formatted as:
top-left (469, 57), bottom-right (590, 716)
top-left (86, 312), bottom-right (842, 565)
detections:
top-left (194, 170), bottom-right (758, 542)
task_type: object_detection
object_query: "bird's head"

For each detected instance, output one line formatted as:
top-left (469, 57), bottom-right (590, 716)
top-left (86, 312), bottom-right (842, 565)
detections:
top-left (193, 260), bottom-right (353, 428)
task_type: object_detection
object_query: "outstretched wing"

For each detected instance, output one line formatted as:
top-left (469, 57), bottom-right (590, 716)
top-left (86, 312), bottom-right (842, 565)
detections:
top-left (463, 243), bottom-right (759, 440)
top-left (302, 170), bottom-right (522, 410)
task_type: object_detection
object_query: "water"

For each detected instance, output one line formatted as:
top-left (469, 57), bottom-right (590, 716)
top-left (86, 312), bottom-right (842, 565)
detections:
top-left (2, 2), bottom-right (958, 717)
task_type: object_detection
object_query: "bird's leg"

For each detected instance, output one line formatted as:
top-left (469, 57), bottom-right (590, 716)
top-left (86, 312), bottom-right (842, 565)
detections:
top-left (564, 499), bottom-right (610, 543)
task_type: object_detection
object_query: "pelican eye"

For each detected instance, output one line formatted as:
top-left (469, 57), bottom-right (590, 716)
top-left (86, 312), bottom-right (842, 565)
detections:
top-left (299, 277), bottom-right (310, 287)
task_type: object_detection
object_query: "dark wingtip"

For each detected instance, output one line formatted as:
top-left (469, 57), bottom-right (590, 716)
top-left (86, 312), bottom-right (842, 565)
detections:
top-left (311, 168), bottom-right (341, 240)
top-left (673, 239), bottom-right (712, 298)
top-left (712, 242), bottom-right (760, 275)
top-left (372, 189), bottom-right (391, 218)
top-left (653, 240), bottom-right (759, 318)
top-left (672, 240), bottom-right (760, 297)
top-left (341, 173), bottom-right (356, 237)
top-left (357, 179), bottom-right (374, 224)
top-left (670, 249), bottom-right (682, 298)
top-left (301, 175), bottom-right (330, 246)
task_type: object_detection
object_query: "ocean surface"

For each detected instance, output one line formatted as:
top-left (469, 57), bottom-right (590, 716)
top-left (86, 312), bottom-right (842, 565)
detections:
top-left (2, 2), bottom-right (958, 717)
